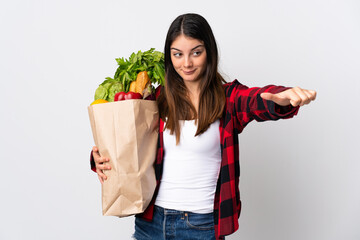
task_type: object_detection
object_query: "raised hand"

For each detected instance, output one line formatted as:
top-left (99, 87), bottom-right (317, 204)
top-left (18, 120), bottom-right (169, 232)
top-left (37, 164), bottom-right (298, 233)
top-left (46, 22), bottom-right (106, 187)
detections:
top-left (260, 87), bottom-right (317, 107)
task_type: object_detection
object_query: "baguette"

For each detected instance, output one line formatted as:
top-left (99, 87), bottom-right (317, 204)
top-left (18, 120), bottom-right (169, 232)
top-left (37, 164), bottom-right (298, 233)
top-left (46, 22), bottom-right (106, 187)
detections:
top-left (129, 71), bottom-right (151, 96)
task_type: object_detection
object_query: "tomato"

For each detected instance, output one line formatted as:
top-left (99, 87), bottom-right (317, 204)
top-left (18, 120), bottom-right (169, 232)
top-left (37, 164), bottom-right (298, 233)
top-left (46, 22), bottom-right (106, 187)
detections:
top-left (124, 92), bottom-right (142, 100)
top-left (114, 91), bottom-right (142, 101)
top-left (114, 92), bottom-right (126, 101)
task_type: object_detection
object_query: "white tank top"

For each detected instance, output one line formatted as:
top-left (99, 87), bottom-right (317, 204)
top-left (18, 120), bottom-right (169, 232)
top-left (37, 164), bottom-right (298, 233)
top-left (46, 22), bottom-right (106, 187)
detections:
top-left (155, 119), bottom-right (222, 213)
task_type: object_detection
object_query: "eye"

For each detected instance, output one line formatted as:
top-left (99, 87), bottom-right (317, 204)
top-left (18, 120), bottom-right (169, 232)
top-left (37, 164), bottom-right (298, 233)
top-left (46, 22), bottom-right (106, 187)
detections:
top-left (173, 52), bottom-right (182, 57)
top-left (193, 51), bottom-right (202, 56)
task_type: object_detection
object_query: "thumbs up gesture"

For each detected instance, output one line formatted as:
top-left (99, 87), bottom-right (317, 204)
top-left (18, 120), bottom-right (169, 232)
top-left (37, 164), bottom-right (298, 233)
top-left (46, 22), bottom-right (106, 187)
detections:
top-left (260, 87), bottom-right (317, 107)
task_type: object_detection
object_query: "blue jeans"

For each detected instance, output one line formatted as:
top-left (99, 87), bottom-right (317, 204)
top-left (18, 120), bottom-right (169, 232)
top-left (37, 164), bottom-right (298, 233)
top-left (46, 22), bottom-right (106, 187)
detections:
top-left (133, 205), bottom-right (217, 240)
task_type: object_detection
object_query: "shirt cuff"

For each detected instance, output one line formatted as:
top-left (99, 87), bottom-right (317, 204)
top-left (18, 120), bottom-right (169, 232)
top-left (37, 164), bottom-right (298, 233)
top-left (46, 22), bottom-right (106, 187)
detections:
top-left (268, 100), bottom-right (300, 119)
top-left (90, 150), bottom-right (96, 172)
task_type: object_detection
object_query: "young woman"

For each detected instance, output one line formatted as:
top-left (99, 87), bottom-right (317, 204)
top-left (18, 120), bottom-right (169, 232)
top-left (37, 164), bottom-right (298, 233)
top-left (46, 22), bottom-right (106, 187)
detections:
top-left (91, 13), bottom-right (316, 240)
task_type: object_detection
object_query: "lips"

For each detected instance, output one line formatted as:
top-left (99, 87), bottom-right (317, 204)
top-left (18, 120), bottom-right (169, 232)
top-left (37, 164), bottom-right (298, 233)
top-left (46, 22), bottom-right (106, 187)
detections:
top-left (183, 69), bottom-right (196, 75)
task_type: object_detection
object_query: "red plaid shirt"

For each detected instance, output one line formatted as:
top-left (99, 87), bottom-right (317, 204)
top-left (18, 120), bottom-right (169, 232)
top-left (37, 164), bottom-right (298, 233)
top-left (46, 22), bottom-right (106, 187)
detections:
top-left (90, 80), bottom-right (299, 239)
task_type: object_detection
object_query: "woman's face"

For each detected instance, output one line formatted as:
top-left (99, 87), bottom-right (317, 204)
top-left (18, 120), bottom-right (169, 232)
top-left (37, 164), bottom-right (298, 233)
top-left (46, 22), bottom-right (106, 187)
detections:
top-left (170, 34), bottom-right (207, 84)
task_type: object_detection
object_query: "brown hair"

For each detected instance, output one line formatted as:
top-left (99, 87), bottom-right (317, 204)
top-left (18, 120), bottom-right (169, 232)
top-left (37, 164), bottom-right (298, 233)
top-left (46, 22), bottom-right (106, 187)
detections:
top-left (157, 13), bottom-right (226, 144)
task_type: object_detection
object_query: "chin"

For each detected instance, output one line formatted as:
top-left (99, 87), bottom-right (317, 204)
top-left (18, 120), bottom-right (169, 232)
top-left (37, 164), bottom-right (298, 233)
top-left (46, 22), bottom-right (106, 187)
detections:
top-left (182, 74), bottom-right (201, 82)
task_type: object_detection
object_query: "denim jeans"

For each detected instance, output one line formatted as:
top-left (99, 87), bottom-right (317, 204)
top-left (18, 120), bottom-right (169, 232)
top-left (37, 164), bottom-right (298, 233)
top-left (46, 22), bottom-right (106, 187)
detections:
top-left (133, 205), bottom-right (217, 240)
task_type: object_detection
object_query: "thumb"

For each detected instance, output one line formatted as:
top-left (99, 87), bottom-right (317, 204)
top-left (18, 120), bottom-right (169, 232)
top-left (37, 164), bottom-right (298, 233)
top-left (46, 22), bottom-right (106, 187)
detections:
top-left (260, 92), bottom-right (276, 101)
top-left (260, 91), bottom-right (291, 106)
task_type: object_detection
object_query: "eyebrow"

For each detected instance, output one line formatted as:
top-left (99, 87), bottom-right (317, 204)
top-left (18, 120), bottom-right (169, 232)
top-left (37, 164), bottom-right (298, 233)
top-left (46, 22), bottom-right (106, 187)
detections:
top-left (170, 44), bottom-right (204, 52)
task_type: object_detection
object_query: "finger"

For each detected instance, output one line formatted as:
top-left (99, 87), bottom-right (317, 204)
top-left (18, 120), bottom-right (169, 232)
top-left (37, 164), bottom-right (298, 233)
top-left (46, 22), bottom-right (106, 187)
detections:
top-left (286, 89), bottom-right (302, 107)
top-left (303, 90), bottom-right (315, 102)
top-left (307, 90), bottom-right (317, 100)
top-left (98, 175), bottom-right (104, 184)
top-left (96, 163), bottom-right (111, 171)
top-left (96, 169), bottom-right (108, 181)
top-left (301, 89), bottom-right (317, 105)
top-left (94, 154), bottom-right (106, 163)
top-left (95, 157), bottom-right (110, 165)
top-left (293, 87), bottom-right (310, 106)
top-left (92, 148), bottom-right (101, 160)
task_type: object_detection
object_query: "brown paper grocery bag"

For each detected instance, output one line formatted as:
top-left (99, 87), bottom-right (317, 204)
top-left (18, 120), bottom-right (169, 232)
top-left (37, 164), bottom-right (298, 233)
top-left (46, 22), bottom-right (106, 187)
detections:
top-left (88, 100), bottom-right (158, 217)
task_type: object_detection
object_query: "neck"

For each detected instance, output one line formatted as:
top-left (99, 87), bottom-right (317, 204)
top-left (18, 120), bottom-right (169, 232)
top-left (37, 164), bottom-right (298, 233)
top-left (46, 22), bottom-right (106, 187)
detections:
top-left (184, 81), bottom-right (200, 115)
top-left (184, 81), bottom-right (200, 99)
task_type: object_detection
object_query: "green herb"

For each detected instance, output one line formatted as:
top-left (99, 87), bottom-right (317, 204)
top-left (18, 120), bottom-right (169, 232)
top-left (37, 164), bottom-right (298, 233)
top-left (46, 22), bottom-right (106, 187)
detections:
top-left (94, 48), bottom-right (165, 101)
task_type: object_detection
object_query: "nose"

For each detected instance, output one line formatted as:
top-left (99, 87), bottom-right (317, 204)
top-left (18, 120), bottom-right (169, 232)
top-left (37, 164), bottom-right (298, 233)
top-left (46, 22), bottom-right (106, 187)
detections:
top-left (184, 56), bottom-right (193, 68)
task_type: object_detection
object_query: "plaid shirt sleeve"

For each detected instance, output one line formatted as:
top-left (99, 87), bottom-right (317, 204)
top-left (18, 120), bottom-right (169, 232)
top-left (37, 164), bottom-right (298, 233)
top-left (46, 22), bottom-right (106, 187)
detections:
top-left (227, 79), bottom-right (300, 133)
top-left (214, 80), bottom-right (299, 239)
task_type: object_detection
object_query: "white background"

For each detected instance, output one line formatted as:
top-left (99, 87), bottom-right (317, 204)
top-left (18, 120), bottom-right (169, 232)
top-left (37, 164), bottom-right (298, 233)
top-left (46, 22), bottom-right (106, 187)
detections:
top-left (0, 0), bottom-right (359, 239)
